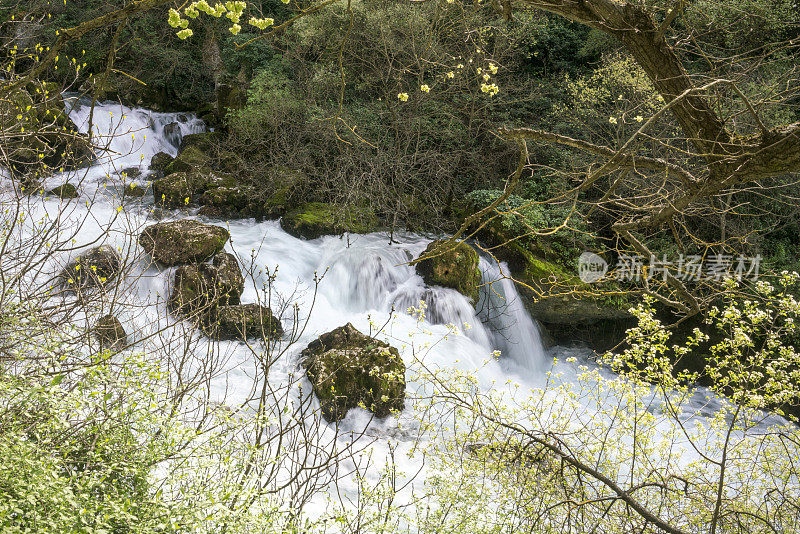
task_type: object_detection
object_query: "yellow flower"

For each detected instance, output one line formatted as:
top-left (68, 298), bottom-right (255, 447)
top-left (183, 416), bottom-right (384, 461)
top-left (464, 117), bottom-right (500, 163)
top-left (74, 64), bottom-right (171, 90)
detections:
top-left (397, 92), bottom-right (409, 102)
top-left (446, 71), bottom-right (455, 79)
top-left (420, 84), bottom-right (430, 93)
top-left (635, 115), bottom-right (644, 122)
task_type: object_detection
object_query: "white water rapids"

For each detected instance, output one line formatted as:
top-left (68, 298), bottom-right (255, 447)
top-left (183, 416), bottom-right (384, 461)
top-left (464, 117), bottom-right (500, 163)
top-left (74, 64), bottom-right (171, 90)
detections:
top-left (1, 97), bottom-right (792, 527)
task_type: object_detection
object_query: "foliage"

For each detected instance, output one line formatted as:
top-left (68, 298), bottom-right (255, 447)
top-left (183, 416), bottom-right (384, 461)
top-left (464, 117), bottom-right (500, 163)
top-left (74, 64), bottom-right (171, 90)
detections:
top-left (0, 351), bottom-right (183, 532)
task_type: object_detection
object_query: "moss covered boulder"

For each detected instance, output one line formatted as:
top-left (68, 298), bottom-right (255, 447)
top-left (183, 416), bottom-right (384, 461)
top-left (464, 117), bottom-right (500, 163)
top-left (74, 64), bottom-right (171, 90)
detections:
top-left (168, 252), bottom-right (244, 319)
top-left (152, 171), bottom-right (236, 208)
top-left (149, 151), bottom-right (174, 173)
top-left (179, 131), bottom-right (223, 154)
top-left (281, 203), bottom-right (379, 239)
top-left (47, 183), bottom-right (78, 199)
top-left (413, 239), bottom-right (481, 303)
top-left (198, 186), bottom-right (251, 213)
top-left (1, 86), bottom-right (94, 175)
top-left (61, 245), bottom-right (122, 291)
top-left (206, 304), bottom-right (283, 341)
top-left (152, 171), bottom-right (205, 208)
top-left (139, 219), bottom-right (229, 266)
top-left (302, 323), bottom-right (405, 422)
top-left (164, 146), bottom-right (212, 175)
top-left (93, 315), bottom-right (127, 353)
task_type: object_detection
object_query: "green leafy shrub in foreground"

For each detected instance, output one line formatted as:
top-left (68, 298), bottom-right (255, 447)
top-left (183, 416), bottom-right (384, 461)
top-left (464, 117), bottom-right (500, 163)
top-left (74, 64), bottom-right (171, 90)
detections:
top-left (0, 360), bottom-right (181, 533)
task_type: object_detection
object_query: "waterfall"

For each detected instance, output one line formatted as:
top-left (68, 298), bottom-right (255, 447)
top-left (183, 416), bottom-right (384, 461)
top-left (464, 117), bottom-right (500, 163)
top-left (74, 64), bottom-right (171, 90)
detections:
top-left (477, 258), bottom-right (547, 375)
top-left (5, 97), bottom-right (784, 526)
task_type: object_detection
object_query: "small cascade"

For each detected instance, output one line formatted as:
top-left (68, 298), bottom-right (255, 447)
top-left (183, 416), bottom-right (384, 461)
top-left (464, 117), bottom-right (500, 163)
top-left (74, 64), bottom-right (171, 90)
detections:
top-left (477, 257), bottom-right (548, 374)
top-left (63, 96), bottom-right (205, 175)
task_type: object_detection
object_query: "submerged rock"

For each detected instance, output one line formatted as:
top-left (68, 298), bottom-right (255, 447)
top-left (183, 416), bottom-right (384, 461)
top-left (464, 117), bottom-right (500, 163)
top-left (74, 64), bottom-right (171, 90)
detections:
top-left (281, 203), bottom-right (379, 239)
top-left (139, 219), bottom-right (229, 266)
top-left (93, 315), bottom-right (127, 353)
top-left (413, 239), bottom-right (481, 303)
top-left (47, 183), bottom-right (78, 199)
top-left (61, 245), bottom-right (122, 291)
top-left (207, 304), bottom-right (283, 341)
top-left (302, 323), bottom-right (405, 422)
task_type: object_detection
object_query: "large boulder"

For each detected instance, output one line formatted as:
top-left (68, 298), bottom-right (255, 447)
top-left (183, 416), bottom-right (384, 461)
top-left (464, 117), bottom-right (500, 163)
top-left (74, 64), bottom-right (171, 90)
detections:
top-left (413, 239), bottom-right (481, 303)
top-left (164, 146), bottom-right (211, 175)
top-left (198, 186), bottom-right (251, 213)
top-left (152, 171), bottom-right (205, 208)
top-left (301, 323), bottom-right (405, 422)
top-left (179, 131), bottom-right (223, 154)
top-left (281, 203), bottom-right (379, 240)
top-left (93, 315), bottom-right (127, 353)
top-left (211, 252), bottom-right (245, 299)
top-left (61, 245), bottom-right (122, 291)
top-left (139, 220), bottom-right (229, 266)
top-left (206, 304), bottom-right (283, 341)
top-left (168, 252), bottom-right (244, 318)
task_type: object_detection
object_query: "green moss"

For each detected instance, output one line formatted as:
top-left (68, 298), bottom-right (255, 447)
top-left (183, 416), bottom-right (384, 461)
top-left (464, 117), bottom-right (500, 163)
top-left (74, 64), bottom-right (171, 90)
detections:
top-left (165, 146), bottom-right (211, 174)
top-left (302, 323), bottom-right (405, 422)
top-left (514, 243), bottom-right (576, 283)
top-left (414, 240), bottom-right (481, 303)
top-left (282, 202), bottom-right (379, 239)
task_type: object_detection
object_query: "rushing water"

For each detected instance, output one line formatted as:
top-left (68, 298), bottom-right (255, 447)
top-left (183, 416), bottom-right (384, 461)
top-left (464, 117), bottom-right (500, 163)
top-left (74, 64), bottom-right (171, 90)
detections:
top-left (2, 97), bottom-right (791, 524)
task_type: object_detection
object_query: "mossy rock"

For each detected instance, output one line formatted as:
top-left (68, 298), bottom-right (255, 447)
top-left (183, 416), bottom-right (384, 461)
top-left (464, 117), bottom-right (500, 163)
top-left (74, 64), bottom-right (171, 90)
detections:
top-left (149, 151), bottom-right (174, 172)
top-left (413, 239), bottom-right (481, 303)
top-left (61, 245), bottom-right (121, 291)
top-left (281, 203), bottom-right (379, 239)
top-left (165, 146), bottom-right (212, 174)
top-left (206, 304), bottom-right (283, 341)
top-left (168, 252), bottom-right (244, 319)
top-left (93, 315), bottom-right (127, 353)
top-left (153, 171), bottom-right (236, 208)
top-left (139, 219), bottom-right (229, 266)
top-left (152, 172), bottom-right (205, 208)
top-left (198, 186), bottom-right (251, 211)
top-left (47, 183), bottom-right (78, 199)
top-left (179, 131), bottom-right (223, 154)
top-left (265, 167), bottom-right (309, 212)
top-left (302, 323), bottom-right (405, 422)
top-left (1, 87), bottom-right (94, 172)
